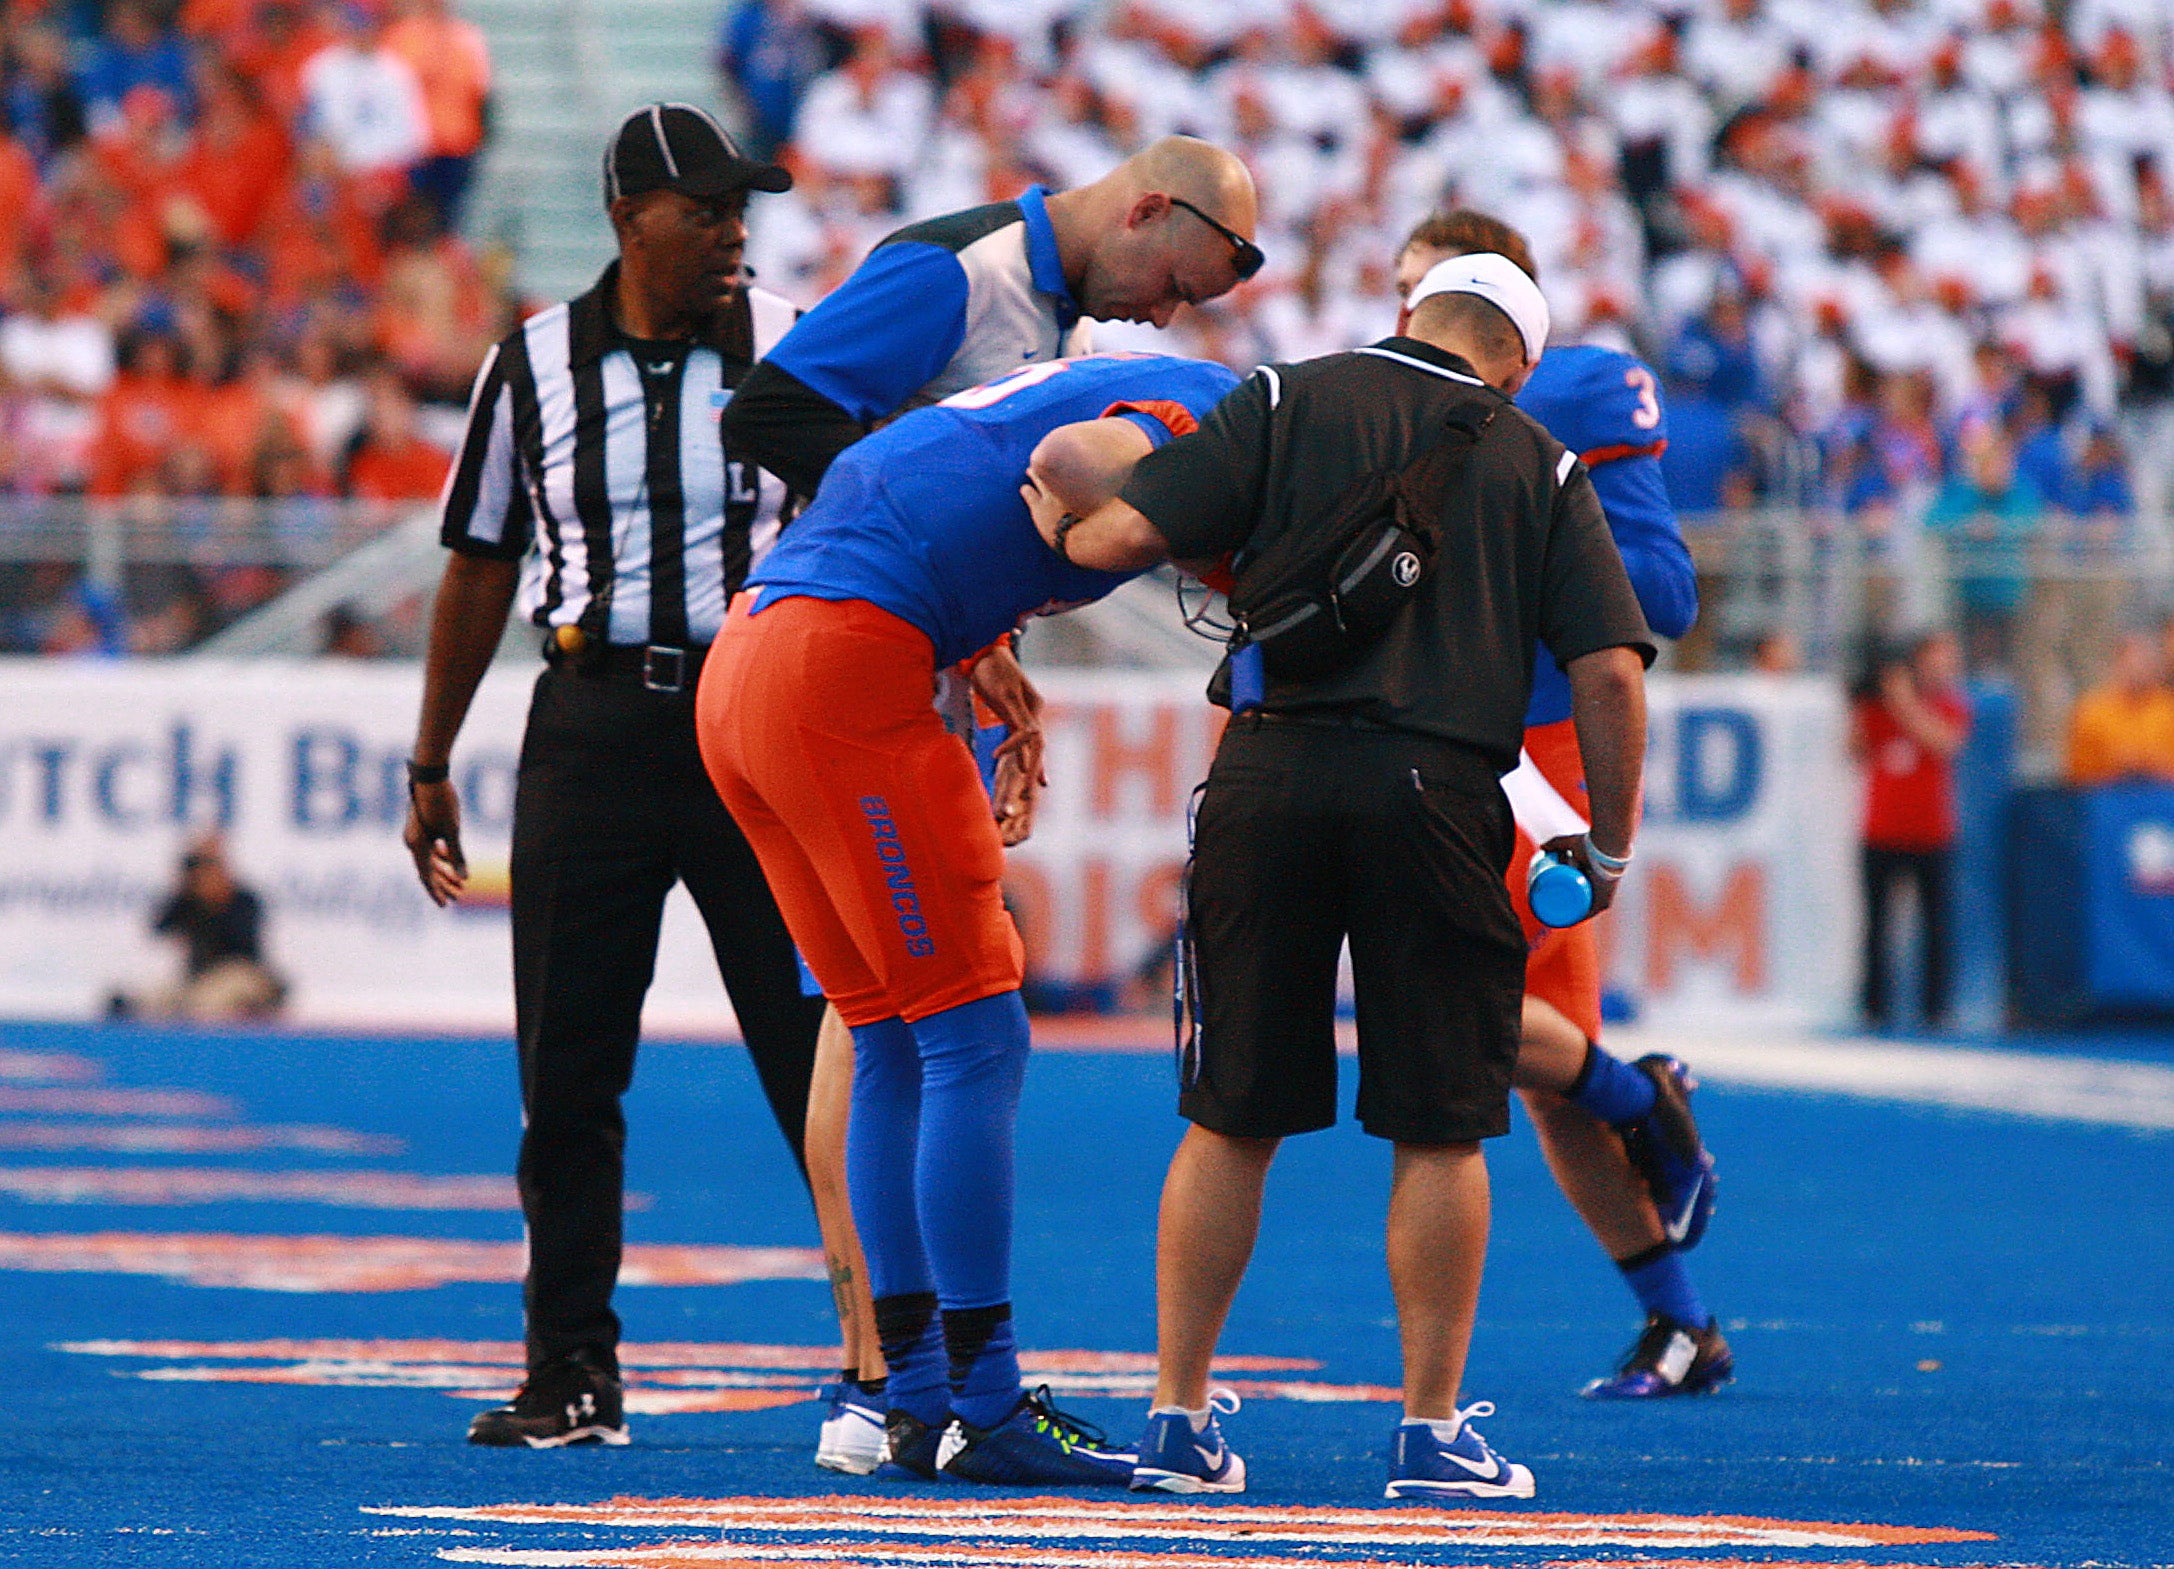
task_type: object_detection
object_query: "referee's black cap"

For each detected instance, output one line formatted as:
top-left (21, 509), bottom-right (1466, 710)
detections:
top-left (603, 104), bottom-right (792, 207)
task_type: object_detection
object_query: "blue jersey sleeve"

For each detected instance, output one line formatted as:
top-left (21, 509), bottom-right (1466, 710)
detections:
top-left (764, 242), bottom-right (971, 424)
top-left (1519, 345), bottom-right (1669, 463)
top-left (1588, 453), bottom-right (1697, 640)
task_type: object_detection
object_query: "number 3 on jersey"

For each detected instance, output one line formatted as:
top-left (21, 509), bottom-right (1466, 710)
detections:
top-left (1625, 365), bottom-right (1661, 430)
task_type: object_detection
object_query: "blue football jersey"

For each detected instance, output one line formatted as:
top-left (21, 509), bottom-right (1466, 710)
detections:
top-left (751, 353), bottom-right (1241, 667)
top-left (1517, 344), bottom-right (1697, 726)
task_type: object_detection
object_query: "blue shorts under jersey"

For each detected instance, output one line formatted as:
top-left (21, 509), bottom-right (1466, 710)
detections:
top-left (1517, 343), bottom-right (1697, 728)
top-left (750, 353), bottom-right (1241, 668)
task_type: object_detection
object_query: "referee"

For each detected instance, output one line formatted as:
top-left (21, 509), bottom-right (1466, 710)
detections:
top-left (1024, 254), bottom-right (1653, 1501)
top-left (402, 103), bottom-right (827, 1447)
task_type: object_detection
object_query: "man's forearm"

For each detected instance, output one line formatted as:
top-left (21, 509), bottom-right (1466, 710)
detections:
top-left (1565, 646), bottom-right (1647, 857)
top-left (720, 360), bottom-right (866, 500)
top-left (1044, 494), bottom-right (1175, 573)
top-left (414, 554), bottom-right (520, 765)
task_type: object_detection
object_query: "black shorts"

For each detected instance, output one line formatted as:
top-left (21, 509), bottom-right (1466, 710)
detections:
top-left (1180, 716), bottom-right (1524, 1145)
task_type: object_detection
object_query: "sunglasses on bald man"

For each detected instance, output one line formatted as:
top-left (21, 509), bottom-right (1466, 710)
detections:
top-left (1170, 197), bottom-right (1264, 282)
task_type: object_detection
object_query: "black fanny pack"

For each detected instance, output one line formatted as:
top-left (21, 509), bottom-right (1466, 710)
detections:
top-left (1224, 401), bottom-right (1496, 681)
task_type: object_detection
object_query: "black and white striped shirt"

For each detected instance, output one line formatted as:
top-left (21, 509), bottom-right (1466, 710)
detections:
top-left (439, 263), bottom-right (799, 647)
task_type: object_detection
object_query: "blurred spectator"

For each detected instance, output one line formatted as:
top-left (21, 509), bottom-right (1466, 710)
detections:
top-left (4, 22), bottom-right (89, 170)
top-left (719, 0), bottom-right (831, 161)
top-left (1852, 630), bottom-right (1970, 1032)
top-left (1665, 289), bottom-right (1765, 411)
top-left (1924, 428), bottom-right (2042, 671)
top-left (320, 600), bottom-right (385, 655)
top-left (75, 0), bottom-right (196, 133)
top-left (300, 0), bottom-right (428, 186)
top-left (344, 365), bottom-right (450, 499)
top-left (370, 194), bottom-right (501, 399)
top-left (2065, 628), bottom-right (2174, 786)
top-left (1752, 626), bottom-right (1803, 674)
top-left (108, 836), bottom-right (287, 1023)
top-left (382, 0), bottom-right (493, 227)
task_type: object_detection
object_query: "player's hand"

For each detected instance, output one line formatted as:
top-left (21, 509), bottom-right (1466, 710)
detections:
top-left (1020, 468), bottom-right (1067, 550)
top-left (1542, 832), bottom-right (1624, 916)
top-left (990, 752), bottom-right (1039, 845)
top-left (404, 778), bottom-right (469, 906)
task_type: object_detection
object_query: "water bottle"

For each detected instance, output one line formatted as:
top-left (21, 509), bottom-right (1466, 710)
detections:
top-left (1526, 847), bottom-right (1593, 929)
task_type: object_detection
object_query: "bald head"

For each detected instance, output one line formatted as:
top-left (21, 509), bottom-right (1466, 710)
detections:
top-left (1045, 137), bottom-right (1260, 329)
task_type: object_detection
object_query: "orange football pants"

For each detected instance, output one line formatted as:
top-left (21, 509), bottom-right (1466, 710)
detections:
top-left (695, 594), bottom-right (1024, 1028)
top-left (1508, 717), bottom-right (1606, 1042)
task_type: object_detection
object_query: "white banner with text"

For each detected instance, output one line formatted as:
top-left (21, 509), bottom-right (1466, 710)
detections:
top-left (0, 660), bottom-right (1855, 1033)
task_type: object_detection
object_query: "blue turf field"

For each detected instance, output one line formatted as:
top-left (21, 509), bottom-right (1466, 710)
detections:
top-left (3, 1019), bottom-right (2170, 1567)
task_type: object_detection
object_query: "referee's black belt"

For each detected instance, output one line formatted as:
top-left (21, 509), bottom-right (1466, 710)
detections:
top-left (1233, 708), bottom-right (1405, 733)
top-left (547, 640), bottom-right (711, 695)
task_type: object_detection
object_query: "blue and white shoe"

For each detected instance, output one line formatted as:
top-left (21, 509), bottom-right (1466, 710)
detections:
top-left (1384, 1402), bottom-right (1536, 1502)
top-left (1623, 1055), bottom-right (1718, 1250)
top-left (938, 1386), bottom-right (1137, 1487)
top-left (1130, 1388), bottom-right (1246, 1493)
top-left (1582, 1314), bottom-right (1734, 1399)
top-left (815, 1381), bottom-right (887, 1474)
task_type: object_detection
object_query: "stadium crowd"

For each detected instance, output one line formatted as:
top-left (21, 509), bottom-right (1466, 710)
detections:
top-left (721, 0), bottom-right (2174, 680)
top-left (9, 0), bottom-right (2174, 681)
top-left (0, 0), bottom-right (508, 653)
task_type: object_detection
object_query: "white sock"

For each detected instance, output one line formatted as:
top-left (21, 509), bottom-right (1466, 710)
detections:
top-left (1151, 1403), bottom-right (1213, 1433)
top-left (1404, 1414), bottom-right (1464, 1441)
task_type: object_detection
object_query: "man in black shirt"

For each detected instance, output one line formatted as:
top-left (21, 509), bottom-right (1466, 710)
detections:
top-left (1023, 254), bottom-right (1652, 1502)
top-left (113, 837), bottom-right (286, 1022)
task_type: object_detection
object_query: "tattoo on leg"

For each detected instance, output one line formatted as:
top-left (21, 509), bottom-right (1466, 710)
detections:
top-left (828, 1257), bottom-right (856, 1329)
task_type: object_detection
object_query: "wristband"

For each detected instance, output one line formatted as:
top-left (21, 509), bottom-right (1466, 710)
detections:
top-left (1051, 511), bottom-right (1084, 564)
top-left (407, 760), bottom-right (450, 787)
top-left (1582, 833), bottom-right (1631, 875)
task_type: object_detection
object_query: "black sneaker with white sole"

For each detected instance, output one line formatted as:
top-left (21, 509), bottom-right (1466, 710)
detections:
top-left (1581, 1313), bottom-right (1734, 1399)
top-left (467, 1348), bottom-right (630, 1447)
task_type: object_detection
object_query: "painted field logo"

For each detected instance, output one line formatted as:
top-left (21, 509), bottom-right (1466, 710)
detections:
top-left (861, 795), bottom-right (936, 956)
top-left (11, 1236), bottom-right (822, 1292)
top-left (62, 1339), bottom-right (1387, 1415)
top-left (358, 1494), bottom-right (2015, 1568)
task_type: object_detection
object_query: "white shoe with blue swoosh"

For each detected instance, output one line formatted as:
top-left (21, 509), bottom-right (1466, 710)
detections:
top-left (1383, 1402), bottom-right (1536, 1501)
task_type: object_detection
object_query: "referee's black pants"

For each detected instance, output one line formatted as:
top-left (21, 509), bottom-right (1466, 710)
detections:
top-left (510, 663), bottom-right (826, 1375)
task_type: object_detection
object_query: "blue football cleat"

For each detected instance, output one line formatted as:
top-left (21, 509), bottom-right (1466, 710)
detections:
top-left (1130, 1389), bottom-right (1246, 1493)
top-left (1582, 1314), bottom-right (1734, 1399)
top-left (1384, 1402), bottom-right (1535, 1502)
top-left (1623, 1054), bottom-right (1718, 1249)
top-left (879, 1408), bottom-right (946, 1480)
top-left (938, 1386), bottom-right (1136, 1487)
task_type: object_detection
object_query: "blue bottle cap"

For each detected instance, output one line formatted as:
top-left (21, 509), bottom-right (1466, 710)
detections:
top-left (1527, 849), bottom-right (1593, 929)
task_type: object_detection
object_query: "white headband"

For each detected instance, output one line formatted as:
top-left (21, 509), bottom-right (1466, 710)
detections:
top-left (1407, 252), bottom-right (1550, 365)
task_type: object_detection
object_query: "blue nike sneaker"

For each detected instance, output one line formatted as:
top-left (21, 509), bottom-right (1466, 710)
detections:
top-left (1383, 1402), bottom-right (1535, 1502)
top-left (1623, 1054), bottom-right (1718, 1250)
top-left (1130, 1389), bottom-right (1246, 1493)
top-left (938, 1386), bottom-right (1136, 1487)
top-left (1582, 1314), bottom-right (1734, 1399)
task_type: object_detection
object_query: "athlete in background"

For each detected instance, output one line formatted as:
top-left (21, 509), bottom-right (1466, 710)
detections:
top-left (698, 351), bottom-right (1242, 1485)
top-left (1396, 212), bottom-right (1729, 1399)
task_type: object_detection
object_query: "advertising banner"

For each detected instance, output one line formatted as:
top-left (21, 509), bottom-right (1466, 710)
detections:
top-left (0, 660), bottom-right (1856, 1032)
